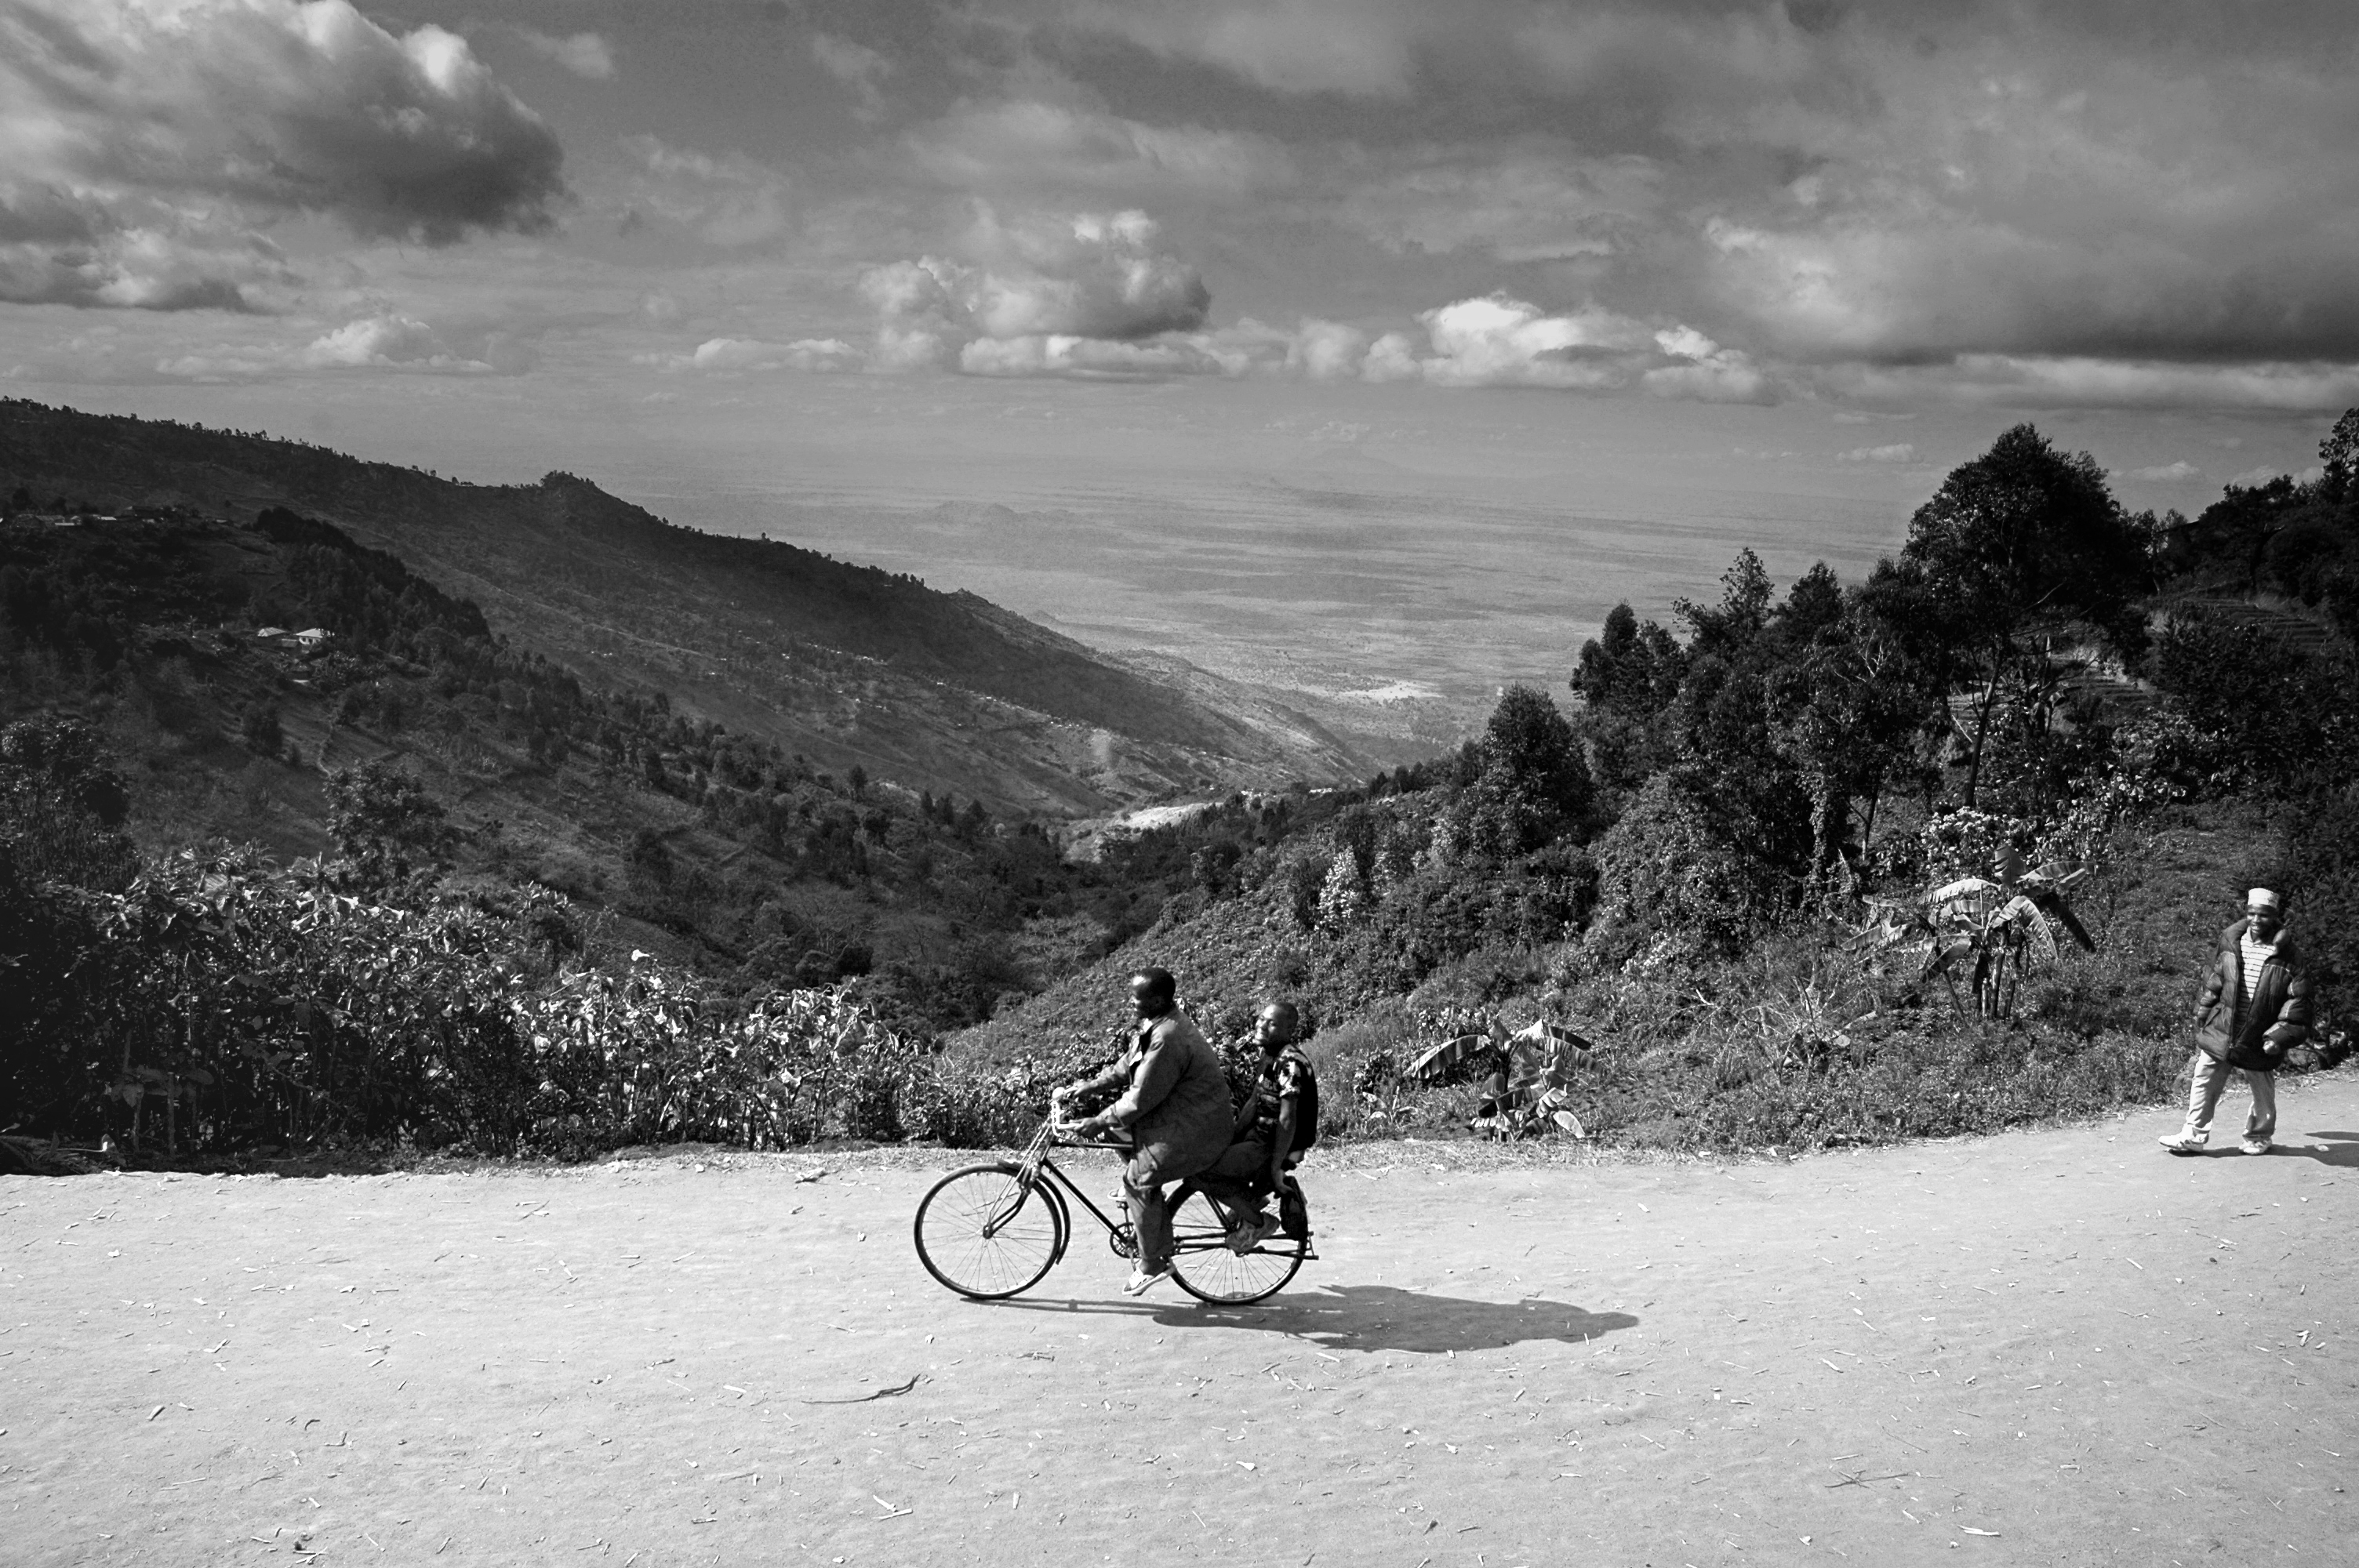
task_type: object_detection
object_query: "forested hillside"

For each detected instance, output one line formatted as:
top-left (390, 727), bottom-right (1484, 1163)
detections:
top-left (0, 398), bottom-right (1384, 815)
top-left (7, 411), bottom-right (2357, 1163)
top-left (0, 497), bottom-right (1346, 1038)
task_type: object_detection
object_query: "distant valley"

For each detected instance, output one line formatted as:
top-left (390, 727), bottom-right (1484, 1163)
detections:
top-left (0, 399), bottom-right (1405, 817)
top-left (0, 397), bottom-right (1432, 1032)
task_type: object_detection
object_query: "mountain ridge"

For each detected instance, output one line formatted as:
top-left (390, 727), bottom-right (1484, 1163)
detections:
top-left (0, 397), bottom-right (1391, 815)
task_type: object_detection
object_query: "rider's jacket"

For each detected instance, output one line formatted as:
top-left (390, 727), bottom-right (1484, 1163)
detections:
top-left (1102, 1010), bottom-right (1232, 1172)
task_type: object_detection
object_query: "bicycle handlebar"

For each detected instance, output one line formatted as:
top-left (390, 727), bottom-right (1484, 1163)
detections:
top-left (1048, 1122), bottom-right (1135, 1153)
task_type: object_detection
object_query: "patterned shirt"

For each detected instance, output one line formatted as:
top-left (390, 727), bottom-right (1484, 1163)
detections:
top-left (1238, 1045), bottom-right (1313, 1148)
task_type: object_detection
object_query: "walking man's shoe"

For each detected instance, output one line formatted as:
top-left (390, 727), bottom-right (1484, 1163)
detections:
top-left (2157, 1132), bottom-right (2208, 1155)
top-left (2239, 1137), bottom-right (2272, 1156)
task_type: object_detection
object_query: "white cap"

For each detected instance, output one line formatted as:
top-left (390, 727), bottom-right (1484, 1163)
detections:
top-left (2247, 887), bottom-right (2281, 910)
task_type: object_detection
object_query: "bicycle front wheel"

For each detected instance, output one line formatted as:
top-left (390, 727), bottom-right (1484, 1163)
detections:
top-left (914, 1163), bottom-right (1067, 1300)
top-left (1167, 1185), bottom-right (1304, 1305)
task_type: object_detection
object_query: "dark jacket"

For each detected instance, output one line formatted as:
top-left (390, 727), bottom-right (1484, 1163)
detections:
top-left (1074, 1010), bottom-right (1233, 1174)
top-left (2194, 920), bottom-right (2312, 1073)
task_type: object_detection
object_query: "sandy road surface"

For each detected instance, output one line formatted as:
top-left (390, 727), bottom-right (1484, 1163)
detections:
top-left (5, 1077), bottom-right (2357, 1568)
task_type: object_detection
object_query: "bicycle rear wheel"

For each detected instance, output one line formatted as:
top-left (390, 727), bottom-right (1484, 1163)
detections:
top-left (914, 1163), bottom-right (1067, 1300)
top-left (1167, 1185), bottom-right (1304, 1305)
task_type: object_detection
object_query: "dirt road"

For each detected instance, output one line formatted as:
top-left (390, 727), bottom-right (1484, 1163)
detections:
top-left (5, 1077), bottom-right (2356, 1567)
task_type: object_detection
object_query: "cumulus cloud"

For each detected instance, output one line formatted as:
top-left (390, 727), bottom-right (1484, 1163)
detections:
top-left (858, 209), bottom-right (1212, 371)
top-left (1360, 331), bottom-right (1422, 383)
top-left (517, 28), bottom-right (616, 81)
top-left (671, 336), bottom-right (863, 374)
top-left (812, 33), bottom-right (892, 122)
top-left (0, 0), bottom-right (564, 312)
top-left (154, 313), bottom-right (493, 380)
top-left (300, 314), bottom-right (487, 370)
top-left (1837, 443), bottom-right (1918, 466)
top-left (840, 235), bottom-right (1783, 397)
top-left (1285, 319), bottom-right (1369, 382)
top-left (2126, 461), bottom-right (2202, 484)
top-left (957, 332), bottom-right (1249, 378)
top-left (1332, 295), bottom-right (1775, 401)
top-left (0, 215), bottom-right (297, 313)
top-left (1640, 325), bottom-right (1770, 403)
top-left (1412, 296), bottom-right (1643, 389)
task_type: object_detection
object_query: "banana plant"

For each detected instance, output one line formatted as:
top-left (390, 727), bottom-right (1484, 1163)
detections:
top-left (1408, 1016), bottom-right (1595, 1140)
top-left (1861, 846), bottom-right (2094, 1019)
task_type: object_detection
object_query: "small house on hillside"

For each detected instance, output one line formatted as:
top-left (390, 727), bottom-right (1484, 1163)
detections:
top-left (256, 626), bottom-right (289, 639)
top-left (292, 627), bottom-right (333, 648)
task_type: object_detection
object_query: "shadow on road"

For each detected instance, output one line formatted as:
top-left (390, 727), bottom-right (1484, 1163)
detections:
top-left (969, 1285), bottom-right (1638, 1355)
top-left (2284, 1131), bottom-right (2359, 1167)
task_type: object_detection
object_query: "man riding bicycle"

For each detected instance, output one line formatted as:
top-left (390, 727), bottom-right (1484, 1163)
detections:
top-left (1049, 967), bottom-right (1232, 1296)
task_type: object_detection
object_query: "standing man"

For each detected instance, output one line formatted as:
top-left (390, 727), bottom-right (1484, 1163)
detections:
top-left (2161, 887), bottom-right (2313, 1156)
top-left (1051, 967), bottom-right (1233, 1294)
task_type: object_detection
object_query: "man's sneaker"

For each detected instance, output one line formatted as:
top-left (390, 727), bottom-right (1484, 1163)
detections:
top-left (2239, 1137), bottom-right (2272, 1156)
top-left (2157, 1133), bottom-right (2208, 1155)
top-left (1225, 1214), bottom-right (1280, 1254)
top-left (1120, 1266), bottom-right (1172, 1297)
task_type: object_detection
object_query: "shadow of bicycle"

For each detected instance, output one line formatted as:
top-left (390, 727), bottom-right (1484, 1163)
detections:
top-left (1178, 1284), bottom-right (1638, 1355)
top-left (978, 1284), bottom-right (1637, 1355)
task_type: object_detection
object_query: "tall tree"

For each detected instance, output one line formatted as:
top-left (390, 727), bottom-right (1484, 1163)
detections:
top-left (1875, 424), bottom-right (2150, 808)
top-left (1764, 573), bottom-right (1932, 898)
top-left (1478, 684), bottom-right (1592, 850)
top-left (2321, 407), bottom-right (2359, 505)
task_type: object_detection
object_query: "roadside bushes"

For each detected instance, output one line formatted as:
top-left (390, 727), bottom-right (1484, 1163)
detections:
top-left (1, 844), bottom-right (1002, 1158)
top-left (2279, 786), bottom-right (2359, 1036)
top-left (1, 833), bottom-right (1155, 1158)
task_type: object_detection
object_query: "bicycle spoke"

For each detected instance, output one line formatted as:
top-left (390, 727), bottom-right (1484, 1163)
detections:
top-left (1165, 1186), bottom-right (1303, 1305)
top-left (914, 1164), bottom-right (1065, 1299)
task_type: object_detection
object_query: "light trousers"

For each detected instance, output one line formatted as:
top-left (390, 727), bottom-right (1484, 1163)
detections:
top-left (2182, 1051), bottom-right (2277, 1142)
top-left (1122, 1157), bottom-right (1177, 1274)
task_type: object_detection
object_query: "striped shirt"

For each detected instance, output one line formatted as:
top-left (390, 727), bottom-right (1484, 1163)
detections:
top-left (2234, 930), bottom-right (2279, 1035)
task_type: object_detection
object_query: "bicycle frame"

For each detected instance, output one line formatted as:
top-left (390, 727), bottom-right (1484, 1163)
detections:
top-left (914, 1116), bottom-right (1312, 1304)
top-left (1008, 1124), bottom-right (1138, 1268)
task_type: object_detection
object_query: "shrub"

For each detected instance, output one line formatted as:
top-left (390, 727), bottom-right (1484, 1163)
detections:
top-left (1590, 769), bottom-right (1789, 955)
top-left (1, 844), bottom-right (1009, 1158)
top-left (2281, 785), bottom-right (2359, 1029)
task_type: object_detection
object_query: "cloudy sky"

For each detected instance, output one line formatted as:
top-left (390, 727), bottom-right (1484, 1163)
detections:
top-left (3, 0), bottom-right (2354, 666)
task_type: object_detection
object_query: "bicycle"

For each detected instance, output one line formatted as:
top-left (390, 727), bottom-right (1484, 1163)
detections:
top-left (912, 1118), bottom-right (1314, 1305)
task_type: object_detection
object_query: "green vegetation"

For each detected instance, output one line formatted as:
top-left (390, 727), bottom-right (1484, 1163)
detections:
top-left (967, 416), bottom-right (2359, 1151)
top-left (0, 495), bottom-right (1327, 1040)
top-left (6, 408), bottom-right (2357, 1162)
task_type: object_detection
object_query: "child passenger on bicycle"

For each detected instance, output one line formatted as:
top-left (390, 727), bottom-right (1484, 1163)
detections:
top-left (1049, 967), bottom-right (1233, 1296)
top-left (1197, 1001), bottom-right (1316, 1253)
